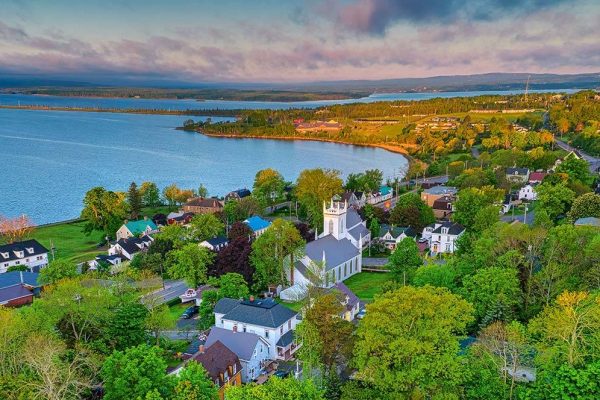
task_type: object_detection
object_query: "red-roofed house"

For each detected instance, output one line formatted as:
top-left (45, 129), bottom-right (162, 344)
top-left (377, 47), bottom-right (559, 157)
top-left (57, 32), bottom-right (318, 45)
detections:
top-left (529, 172), bottom-right (547, 184)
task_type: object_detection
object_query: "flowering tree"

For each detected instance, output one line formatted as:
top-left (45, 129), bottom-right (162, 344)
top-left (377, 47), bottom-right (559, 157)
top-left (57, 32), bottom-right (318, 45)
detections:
top-left (0, 214), bottom-right (35, 244)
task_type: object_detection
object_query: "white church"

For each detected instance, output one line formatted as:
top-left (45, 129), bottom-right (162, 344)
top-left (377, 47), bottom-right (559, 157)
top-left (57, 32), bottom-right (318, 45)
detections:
top-left (281, 199), bottom-right (370, 301)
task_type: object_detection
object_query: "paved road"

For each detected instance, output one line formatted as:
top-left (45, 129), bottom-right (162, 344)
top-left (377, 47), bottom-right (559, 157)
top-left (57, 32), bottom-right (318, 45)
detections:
top-left (554, 138), bottom-right (600, 173)
top-left (362, 257), bottom-right (388, 266)
top-left (501, 210), bottom-right (535, 226)
top-left (143, 279), bottom-right (188, 305)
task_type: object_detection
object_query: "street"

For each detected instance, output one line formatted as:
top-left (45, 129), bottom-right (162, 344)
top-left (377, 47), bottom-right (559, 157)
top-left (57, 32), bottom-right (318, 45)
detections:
top-left (554, 138), bottom-right (600, 173)
top-left (143, 279), bottom-right (189, 305)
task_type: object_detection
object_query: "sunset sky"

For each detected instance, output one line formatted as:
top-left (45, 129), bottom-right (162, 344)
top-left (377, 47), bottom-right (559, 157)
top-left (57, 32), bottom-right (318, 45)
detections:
top-left (1, 0), bottom-right (599, 83)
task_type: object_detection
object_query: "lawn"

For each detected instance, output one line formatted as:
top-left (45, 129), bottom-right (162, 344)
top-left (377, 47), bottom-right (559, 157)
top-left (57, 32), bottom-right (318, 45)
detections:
top-left (167, 302), bottom-right (190, 324)
top-left (277, 299), bottom-right (304, 312)
top-left (345, 272), bottom-right (393, 302)
top-left (32, 220), bottom-right (105, 264)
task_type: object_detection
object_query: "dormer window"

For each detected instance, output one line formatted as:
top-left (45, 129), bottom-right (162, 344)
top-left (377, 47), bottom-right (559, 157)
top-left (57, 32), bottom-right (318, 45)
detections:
top-left (441, 228), bottom-right (449, 234)
top-left (1, 252), bottom-right (8, 259)
top-left (14, 251), bottom-right (24, 258)
top-left (26, 247), bottom-right (34, 254)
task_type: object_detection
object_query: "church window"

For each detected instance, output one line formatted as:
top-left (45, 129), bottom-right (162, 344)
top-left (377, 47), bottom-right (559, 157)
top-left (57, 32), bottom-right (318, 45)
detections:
top-left (328, 219), bottom-right (333, 234)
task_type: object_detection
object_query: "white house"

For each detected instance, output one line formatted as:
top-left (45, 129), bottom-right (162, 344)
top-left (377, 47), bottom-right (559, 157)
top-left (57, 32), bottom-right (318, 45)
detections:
top-left (205, 327), bottom-right (271, 383)
top-left (506, 167), bottom-right (530, 184)
top-left (377, 224), bottom-right (419, 250)
top-left (115, 218), bottom-right (158, 241)
top-left (244, 216), bottom-right (272, 238)
top-left (108, 235), bottom-right (153, 260)
top-left (341, 191), bottom-right (366, 208)
top-left (421, 221), bottom-right (465, 255)
top-left (200, 236), bottom-right (229, 252)
top-left (367, 186), bottom-right (393, 205)
top-left (0, 240), bottom-right (49, 274)
top-left (213, 297), bottom-right (300, 361)
top-left (518, 184), bottom-right (537, 201)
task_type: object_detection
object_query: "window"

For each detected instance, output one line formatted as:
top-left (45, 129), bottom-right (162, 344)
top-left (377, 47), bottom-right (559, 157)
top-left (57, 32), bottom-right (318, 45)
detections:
top-left (280, 326), bottom-right (283, 334)
top-left (328, 219), bottom-right (333, 234)
top-left (265, 330), bottom-right (269, 339)
top-left (288, 320), bottom-right (291, 329)
top-left (243, 325), bottom-right (247, 332)
top-left (344, 262), bottom-right (347, 276)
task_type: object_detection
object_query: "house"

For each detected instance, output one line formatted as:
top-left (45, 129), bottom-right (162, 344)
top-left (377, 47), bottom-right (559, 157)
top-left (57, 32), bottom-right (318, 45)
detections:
top-left (341, 191), bottom-right (366, 208)
top-left (115, 218), bottom-right (158, 240)
top-left (167, 211), bottom-right (194, 225)
top-left (87, 254), bottom-right (124, 271)
top-left (0, 271), bottom-right (43, 307)
top-left (285, 200), bottom-right (367, 294)
top-left (367, 186), bottom-right (393, 205)
top-left (180, 284), bottom-right (214, 306)
top-left (152, 213), bottom-right (167, 226)
top-left (183, 197), bottom-right (224, 214)
top-left (528, 172), bottom-right (547, 184)
top-left (422, 221), bottom-right (465, 255)
top-left (225, 188), bottom-right (252, 202)
top-left (574, 217), bottom-right (600, 227)
top-left (188, 341), bottom-right (242, 400)
top-left (200, 236), bottom-right (229, 252)
top-left (518, 184), bottom-right (537, 201)
top-left (108, 235), bottom-right (153, 260)
top-left (432, 195), bottom-right (455, 219)
top-left (377, 224), bottom-right (418, 250)
top-left (506, 168), bottom-right (530, 184)
top-left (0, 239), bottom-right (49, 274)
top-left (244, 216), bottom-right (271, 237)
top-left (330, 282), bottom-right (360, 321)
top-left (421, 186), bottom-right (458, 207)
top-left (205, 327), bottom-right (271, 383)
top-left (213, 297), bottom-right (300, 361)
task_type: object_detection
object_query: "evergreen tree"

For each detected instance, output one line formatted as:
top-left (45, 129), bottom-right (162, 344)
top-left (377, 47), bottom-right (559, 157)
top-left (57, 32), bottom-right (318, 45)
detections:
top-left (128, 181), bottom-right (143, 219)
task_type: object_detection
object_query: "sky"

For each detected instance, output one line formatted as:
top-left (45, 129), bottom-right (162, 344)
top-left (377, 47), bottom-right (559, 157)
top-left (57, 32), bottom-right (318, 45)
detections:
top-left (1, 0), bottom-right (599, 84)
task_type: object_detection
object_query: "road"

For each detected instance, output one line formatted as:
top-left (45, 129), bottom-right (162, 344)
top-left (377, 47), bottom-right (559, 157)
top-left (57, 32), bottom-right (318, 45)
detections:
top-left (501, 210), bottom-right (535, 226)
top-left (554, 138), bottom-right (600, 173)
top-left (398, 174), bottom-right (449, 188)
top-left (143, 279), bottom-right (188, 305)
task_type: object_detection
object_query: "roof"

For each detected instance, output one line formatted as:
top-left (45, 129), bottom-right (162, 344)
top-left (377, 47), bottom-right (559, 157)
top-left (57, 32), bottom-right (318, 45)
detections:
top-left (346, 208), bottom-right (363, 228)
top-left (124, 219), bottom-right (157, 235)
top-left (379, 224), bottom-right (418, 239)
top-left (244, 216), bottom-right (271, 232)
top-left (214, 297), bottom-right (297, 328)
top-left (0, 271), bottom-right (41, 289)
top-left (305, 235), bottom-right (359, 270)
top-left (574, 217), bottom-right (600, 227)
top-left (0, 285), bottom-right (33, 304)
top-left (276, 330), bottom-right (295, 347)
top-left (379, 186), bottom-right (392, 196)
top-left (205, 327), bottom-right (266, 361)
top-left (423, 186), bottom-right (458, 195)
top-left (0, 239), bottom-right (48, 263)
top-left (348, 224), bottom-right (370, 242)
top-left (114, 236), bottom-right (152, 255)
top-left (506, 167), bottom-right (530, 176)
top-left (203, 236), bottom-right (228, 247)
top-left (331, 282), bottom-right (359, 311)
top-left (432, 196), bottom-right (454, 209)
top-left (429, 221), bottom-right (465, 236)
top-left (529, 172), bottom-right (547, 181)
top-left (191, 341), bottom-right (241, 386)
top-left (184, 197), bottom-right (223, 209)
top-left (227, 188), bottom-right (251, 199)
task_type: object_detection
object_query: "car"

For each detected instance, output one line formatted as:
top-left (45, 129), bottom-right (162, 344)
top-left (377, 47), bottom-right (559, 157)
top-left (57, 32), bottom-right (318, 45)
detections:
top-left (273, 370), bottom-right (290, 379)
top-left (356, 309), bottom-right (367, 320)
top-left (181, 305), bottom-right (199, 319)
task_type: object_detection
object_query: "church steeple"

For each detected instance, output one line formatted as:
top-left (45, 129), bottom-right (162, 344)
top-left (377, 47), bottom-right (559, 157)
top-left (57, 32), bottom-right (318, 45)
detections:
top-left (323, 198), bottom-right (348, 240)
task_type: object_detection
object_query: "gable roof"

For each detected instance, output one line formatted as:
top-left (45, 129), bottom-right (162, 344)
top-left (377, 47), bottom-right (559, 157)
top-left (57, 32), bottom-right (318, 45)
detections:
top-left (124, 219), bottom-right (157, 235)
top-left (432, 196), bottom-right (454, 209)
top-left (114, 235), bottom-right (152, 255)
top-left (379, 224), bottom-right (418, 239)
top-left (506, 167), bottom-right (530, 176)
top-left (214, 297), bottom-right (297, 328)
top-left (227, 188), bottom-right (251, 199)
top-left (348, 224), bottom-right (370, 242)
top-left (205, 327), bottom-right (266, 361)
top-left (332, 282), bottom-right (359, 311)
top-left (305, 235), bottom-right (359, 270)
top-left (430, 221), bottom-right (465, 235)
top-left (346, 208), bottom-right (363, 228)
top-left (574, 217), bottom-right (600, 227)
top-left (0, 240), bottom-right (48, 263)
top-left (528, 172), bottom-right (547, 182)
top-left (0, 271), bottom-right (41, 289)
top-left (244, 216), bottom-right (271, 232)
top-left (191, 341), bottom-right (241, 386)
top-left (423, 186), bottom-right (458, 195)
top-left (379, 186), bottom-right (392, 196)
top-left (0, 285), bottom-right (33, 304)
top-left (184, 197), bottom-right (223, 209)
top-left (203, 236), bottom-right (228, 247)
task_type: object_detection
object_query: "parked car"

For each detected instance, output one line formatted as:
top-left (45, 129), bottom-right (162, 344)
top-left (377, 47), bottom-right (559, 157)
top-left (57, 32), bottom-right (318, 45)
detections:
top-left (356, 309), bottom-right (367, 320)
top-left (181, 305), bottom-right (199, 319)
top-left (273, 370), bottom-right (290, 379)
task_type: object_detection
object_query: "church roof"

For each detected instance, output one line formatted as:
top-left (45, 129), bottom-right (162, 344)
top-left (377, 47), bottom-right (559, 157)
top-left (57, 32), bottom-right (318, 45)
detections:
top-left (305, 235), bottom-right (359, 271)
top-left (348, 224), bottom-right (369, 242)
top-left (346, 208), bottom-right (362, 229)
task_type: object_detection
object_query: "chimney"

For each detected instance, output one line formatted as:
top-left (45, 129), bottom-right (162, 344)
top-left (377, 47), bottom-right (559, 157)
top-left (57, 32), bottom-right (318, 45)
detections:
top-left (199, 344), bottom-right (205, 354)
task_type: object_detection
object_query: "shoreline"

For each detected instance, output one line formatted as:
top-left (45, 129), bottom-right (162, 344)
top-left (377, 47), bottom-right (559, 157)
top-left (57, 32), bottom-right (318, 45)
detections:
top-left (0, 105), bottom-right (239, 117)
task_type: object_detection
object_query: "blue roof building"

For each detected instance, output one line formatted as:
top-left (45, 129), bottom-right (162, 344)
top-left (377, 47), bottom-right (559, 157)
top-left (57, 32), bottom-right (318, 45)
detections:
top-left (244, 216), bottom-right (271, 237)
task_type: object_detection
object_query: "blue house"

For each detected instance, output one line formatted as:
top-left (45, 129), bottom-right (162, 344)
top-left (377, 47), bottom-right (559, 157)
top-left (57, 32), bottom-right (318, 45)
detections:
top-left (244, 216), bottom-right (272, 237)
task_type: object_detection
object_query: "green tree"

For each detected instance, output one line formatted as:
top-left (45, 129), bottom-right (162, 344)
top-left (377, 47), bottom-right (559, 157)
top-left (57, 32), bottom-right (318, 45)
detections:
top-left (128, 181), bottom-right (143, 219)
top-left (38, 259), bottom-right (78, 285)
top-left (250, 219), bottom-right (304, 289)
top-left (253, 168), bottom-right (286, 206)
top-left (353, 286), bottom-right (473, 398)
top-left (522, 360), bottom-right (600, 400)
top-left (387, 238), bottom-right (422, 285)
top-left (413, 263), bottom-right (457, 291)
top-left (215, 273), bottom-right (250, 299)
top-left (568, 193), bottom-right (600, 222)
top-left (81, 187), bottom-right (128, 237)
top-left (225, 377), bottom-right (324, 400)
top-left (295, 168), bottom-right (343, 228)
top-left (197, 183), bottom-right (209, 198)
top-left (167, 244), bottom-right (215, 288)
top-left (173, 361), bottom-right (218, 400)
top-left (101, 344), bottom-right (172, 400)
top-left (140, 182), bottom-right (161, 208)
top-left (555, 155), bottom-right (592, 184)
top-left (388, 193), bottom-right (435, 231)
top-left (368, 218), bottom-right (380, 240)
top-left (536, 182), bottom-right (576, 220)
top-left (189, 213), bottom-right (224, 242)
top-left (107, 300), bottom-right (149, 350)
top-left (145, 300), bottom-right (175, 346)
top-left (453, 186), bottom-right (504, 229)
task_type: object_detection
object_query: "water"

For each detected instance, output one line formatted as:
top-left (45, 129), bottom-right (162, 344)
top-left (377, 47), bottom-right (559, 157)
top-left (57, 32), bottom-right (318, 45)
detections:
top-left (0, 109), bottom-right (408, 224)
top-left (0, 89), bottom-right (580, 111)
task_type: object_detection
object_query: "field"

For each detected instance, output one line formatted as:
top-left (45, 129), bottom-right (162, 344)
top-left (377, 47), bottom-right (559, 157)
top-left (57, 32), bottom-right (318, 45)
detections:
top-left (345, 271), bottom-right (393, 302)
top-left (32, 220), bottom-right (105, 264)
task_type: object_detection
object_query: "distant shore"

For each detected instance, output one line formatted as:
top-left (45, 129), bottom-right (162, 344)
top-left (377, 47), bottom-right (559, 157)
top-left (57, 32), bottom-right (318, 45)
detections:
top-left (0, 104), bottom-right (239, 117)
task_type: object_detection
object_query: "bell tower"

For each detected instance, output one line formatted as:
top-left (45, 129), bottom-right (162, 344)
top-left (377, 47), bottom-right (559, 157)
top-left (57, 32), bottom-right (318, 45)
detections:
top-left (323, 199), bottom-right (348, 240)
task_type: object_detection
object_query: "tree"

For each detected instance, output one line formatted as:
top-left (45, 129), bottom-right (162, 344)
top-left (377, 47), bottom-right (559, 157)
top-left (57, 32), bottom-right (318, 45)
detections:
top-left (413, 263), bottom-right (458, 291)
top-left (388, 193), bottom-right (434, 231)
top-left (453, 186), bottom-right (504, 229)
top-left (387, 238), bottom-right (422, 285)
top-left (568, 193), bottom-right (600, 222)
top-left (555, 155), bottom-right (592, 184)
top-left (156, 224), bottom-right (188, 249)
top-left (140, 182), bottom-right (161, 208)
top-left (0, 214), bottom-right (35, 244)
top-left (253, 168), bottom-right (285, 206)
top-left (462, 267), bottom-right (522, 326)
top-left (167, 244), bottom-right (215, 288)
top-left (225, 377), bottom-right (324, 400)
top-left (536, 182), bottom-right (576, 220)
top-left (80, 187), bottom-right (128, 237)
top-left (39, 259), bottom-right (78, 285)
top-left (522, 360), bottom-right (600, 400)
top-left (215, 273), bottom-right (250, 299)
top-left (163, 184), bottom-right (181, 208)
top-left (128, 182), bottom-right (143, 219)
top-left (368, 218), bottom-right (380, 240)
top-left (212, 227), bottom-right (254, 284)
top-left (173, 361), bottom-right (218, 400)
top-left (189, 213), bottom-right (224, 242)
top-left (101, 344), bottom-right (172, 400)
top-left (295, 168), bottom-right (343, 228)
top-left (107, 300), bottom-right (149, 350)
top-left (251, 219), bottom-right (304, 289)
top-left (145, 299), bottom-right (175, 346)
top-left (353, 286), bottom-right (473, 398)
top-left (197, 183), bottom-right (209, 198)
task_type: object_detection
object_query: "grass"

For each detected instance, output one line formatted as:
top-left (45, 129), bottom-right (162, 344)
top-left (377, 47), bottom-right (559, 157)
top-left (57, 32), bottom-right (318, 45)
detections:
top-left (32, 220), bottom-right (105, 264)
top-left (277, 299), bottom-right (304, 312)
top-left (167, 302), bottom-right (190, 324)
top-left (345, 272), bottom-right (394, 302)
top-left (141, 205), bottom-right (175, 217)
